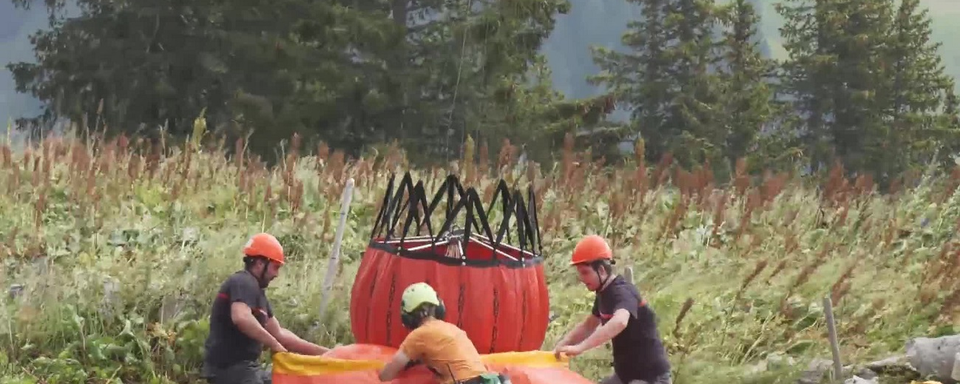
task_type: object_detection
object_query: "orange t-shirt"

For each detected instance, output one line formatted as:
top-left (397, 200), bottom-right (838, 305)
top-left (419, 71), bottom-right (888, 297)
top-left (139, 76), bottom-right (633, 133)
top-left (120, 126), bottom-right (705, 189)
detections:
top-left (398, 318), bottom-right (488, 384)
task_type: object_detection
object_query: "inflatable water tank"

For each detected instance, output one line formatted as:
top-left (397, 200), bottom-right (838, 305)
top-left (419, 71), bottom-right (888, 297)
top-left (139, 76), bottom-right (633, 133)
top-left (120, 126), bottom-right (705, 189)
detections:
top-left (349, 173), bottom-right (550, 354)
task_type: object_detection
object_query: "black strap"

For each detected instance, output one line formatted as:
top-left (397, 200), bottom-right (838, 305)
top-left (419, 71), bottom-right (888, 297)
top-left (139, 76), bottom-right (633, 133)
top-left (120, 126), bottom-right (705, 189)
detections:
top-left (370, 173), bottom-right (396, 239)
top-left (527, 186), bottom-right (543, 255)
top-left (384, 173), bottom-right (416, 241)
top-left (398, 181), bottom-right (435, 249)
top-left (369, 172), bottom-right (542, 262)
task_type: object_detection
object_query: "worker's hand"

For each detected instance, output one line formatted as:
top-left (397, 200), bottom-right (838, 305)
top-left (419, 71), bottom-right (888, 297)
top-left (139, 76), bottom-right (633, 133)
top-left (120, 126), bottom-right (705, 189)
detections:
top-left (270, 340), bottom-right (289, 353)
top-left (552, 341), bottom-right (568, 360)
top-left (555, 345), bottom-right (584, 358)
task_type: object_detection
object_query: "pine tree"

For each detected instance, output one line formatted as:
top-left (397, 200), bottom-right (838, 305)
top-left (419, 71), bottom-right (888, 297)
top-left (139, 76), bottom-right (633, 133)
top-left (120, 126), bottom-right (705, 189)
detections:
top-left (881, 0), bottom-right (960, 174)
top-left (776, 0), bottom-right (835, 171)
top-left (6, 0), bottom-right (400, 157)
top-left (777, 0), bottom-right (960, 181)
top-left (717, 0), bottom-right (778, 170)
top-left (776, 0), bottom-right (894, 175)
top-left (590, 0), bottom-right (672, 163)
top-left (661, 0), bottom-right (726, 167)
top-left (591, 0), bottom-right (724, 168)
top-left (368, 0), bottom-right (576, 164)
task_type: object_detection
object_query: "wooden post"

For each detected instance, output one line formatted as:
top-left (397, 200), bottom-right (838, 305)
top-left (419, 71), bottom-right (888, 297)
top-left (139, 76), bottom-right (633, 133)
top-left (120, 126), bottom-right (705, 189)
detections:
top-left (319, 178), bottom-right (355, 318)
top-left (823, 297), bottom-right (843, 382)
top-left (624, 266), bottom-right (634, 285)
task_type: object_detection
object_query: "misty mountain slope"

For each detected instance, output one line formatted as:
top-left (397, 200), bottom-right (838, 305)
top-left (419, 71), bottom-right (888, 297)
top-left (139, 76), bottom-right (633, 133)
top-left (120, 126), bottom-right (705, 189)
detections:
top-left (539, 0), bottom-right (642, 100)
top-left (0, 1), bottom-right (45, 126)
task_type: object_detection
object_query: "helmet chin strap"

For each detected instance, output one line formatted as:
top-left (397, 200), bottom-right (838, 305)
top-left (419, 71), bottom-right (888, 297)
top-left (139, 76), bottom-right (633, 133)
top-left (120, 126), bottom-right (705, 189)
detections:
top-left (249, 258), bottom-right (271, 288)
top-left (592, 264), bottom-right (610, 292)
top-left (259, 261), bottom-right (270, 287)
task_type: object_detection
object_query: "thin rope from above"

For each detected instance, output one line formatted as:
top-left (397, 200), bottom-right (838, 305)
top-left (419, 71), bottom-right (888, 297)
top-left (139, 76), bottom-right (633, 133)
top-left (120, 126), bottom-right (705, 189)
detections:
top-left (446, 0), bottom-right (472, 163)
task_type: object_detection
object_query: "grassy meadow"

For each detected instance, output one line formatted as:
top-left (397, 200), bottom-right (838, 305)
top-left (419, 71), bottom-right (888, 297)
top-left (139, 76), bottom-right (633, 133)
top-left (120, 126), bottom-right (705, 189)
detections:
top-left (1, 127), bottom-right (959, 384)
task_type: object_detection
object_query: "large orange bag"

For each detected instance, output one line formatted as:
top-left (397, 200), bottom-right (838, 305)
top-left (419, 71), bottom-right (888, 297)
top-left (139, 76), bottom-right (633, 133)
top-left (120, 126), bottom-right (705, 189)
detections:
top-left (271, 344), bottom-right (595, 384)
top-left (351, 173), bottom-right (550, 354)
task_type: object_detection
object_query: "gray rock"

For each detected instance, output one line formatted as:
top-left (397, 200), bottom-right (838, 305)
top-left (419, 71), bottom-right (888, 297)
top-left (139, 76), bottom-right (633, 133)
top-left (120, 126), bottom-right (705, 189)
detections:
top-left (865, 354), bottom-right (910, 370)
top-left (854, 368), bottom-right (878, 380)
top-left (863, 354), bottom-right (918, 378)
top-left (843, 375), bottom-right (877, 384)
top-left (8, 284), bottom-right (24, 300)
top-left (906, 334), bottom-right (960, 383)
top-left (798, 358), bottom-right (855, 384)
top-left (798, 359), bottom-right (834, 384)
top-left (767, 352), bottom-right (797, 370)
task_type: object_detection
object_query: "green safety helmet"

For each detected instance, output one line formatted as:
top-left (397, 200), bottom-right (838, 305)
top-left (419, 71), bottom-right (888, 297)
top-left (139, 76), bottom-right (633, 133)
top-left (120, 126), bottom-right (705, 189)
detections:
top-left (400, 282), bottom-right (446, 328)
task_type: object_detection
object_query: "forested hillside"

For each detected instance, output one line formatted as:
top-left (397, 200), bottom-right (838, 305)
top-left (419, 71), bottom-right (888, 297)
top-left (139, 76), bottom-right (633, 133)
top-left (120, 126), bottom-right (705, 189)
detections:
top-left (538, 0), bottom-right (960, 100)
top-left (2, 0), bottom-right (960, 183)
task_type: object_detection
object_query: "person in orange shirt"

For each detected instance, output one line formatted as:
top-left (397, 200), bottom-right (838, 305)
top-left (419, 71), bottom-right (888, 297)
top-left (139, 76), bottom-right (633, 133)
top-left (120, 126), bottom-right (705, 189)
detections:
top-left (378, 282), bottom-right (511, 384)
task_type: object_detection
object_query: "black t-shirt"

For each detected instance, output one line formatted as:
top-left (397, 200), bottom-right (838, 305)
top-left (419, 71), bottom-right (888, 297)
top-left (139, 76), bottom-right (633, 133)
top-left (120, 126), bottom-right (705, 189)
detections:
top-left (203, 270), bottom-right (274, 368)
top-left (591, 275), bottom-right (671, 382)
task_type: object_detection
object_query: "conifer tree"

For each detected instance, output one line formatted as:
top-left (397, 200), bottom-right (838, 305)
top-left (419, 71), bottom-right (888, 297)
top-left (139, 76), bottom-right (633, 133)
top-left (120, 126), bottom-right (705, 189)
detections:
top-left (777, 0), bottom-right (960, 180)
top-left (881, 0), bottom-right (960, 174)
top-left (590, 0), bottom-right (672, 163)
top-left (717, 0), bottom-right (778, 169)
top-left (661, 0), bottom-right (726, 167)
top-left (776, 0), bottom-right (893, 174)
top-left (591, 0), bottom-right (724, 168)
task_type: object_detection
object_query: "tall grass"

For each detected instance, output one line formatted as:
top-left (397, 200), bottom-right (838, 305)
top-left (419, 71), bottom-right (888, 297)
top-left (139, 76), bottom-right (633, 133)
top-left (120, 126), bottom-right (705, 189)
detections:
top-left (1, 126), bottom-right (959, 384)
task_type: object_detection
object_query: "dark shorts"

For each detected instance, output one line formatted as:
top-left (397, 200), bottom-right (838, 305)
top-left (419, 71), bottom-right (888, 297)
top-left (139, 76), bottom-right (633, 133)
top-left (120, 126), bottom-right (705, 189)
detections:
top-left (201, 361), bottom-right (272, 384)
top-left (599, 371), bottom-right (672, 384)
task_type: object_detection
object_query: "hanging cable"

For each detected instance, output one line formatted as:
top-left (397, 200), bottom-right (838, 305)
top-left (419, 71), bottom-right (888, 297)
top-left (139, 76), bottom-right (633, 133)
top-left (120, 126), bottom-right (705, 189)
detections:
top-left (445, 0), bottom-right (471, 163)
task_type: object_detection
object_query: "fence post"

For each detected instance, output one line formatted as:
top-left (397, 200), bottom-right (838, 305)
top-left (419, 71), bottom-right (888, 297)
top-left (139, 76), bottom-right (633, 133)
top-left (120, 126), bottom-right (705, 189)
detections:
top-left (319, 178), bottom-right (355, 319)
top-left (624, 266), bottom-right (635, 285)
top-left (823, 297), bottom-right (843, 382)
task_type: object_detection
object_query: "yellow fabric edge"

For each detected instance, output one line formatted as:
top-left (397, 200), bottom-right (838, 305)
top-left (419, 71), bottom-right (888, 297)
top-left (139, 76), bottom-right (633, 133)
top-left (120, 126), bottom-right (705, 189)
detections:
top-left (273, 350), bottom-right (571, 376)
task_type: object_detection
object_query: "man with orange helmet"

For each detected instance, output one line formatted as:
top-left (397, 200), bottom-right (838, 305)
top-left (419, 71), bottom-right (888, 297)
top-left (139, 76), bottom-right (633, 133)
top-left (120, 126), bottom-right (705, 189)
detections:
top-left (552, 235), bottom-right (672, 384)
top-left (201, 233), bottom-right (331, 384)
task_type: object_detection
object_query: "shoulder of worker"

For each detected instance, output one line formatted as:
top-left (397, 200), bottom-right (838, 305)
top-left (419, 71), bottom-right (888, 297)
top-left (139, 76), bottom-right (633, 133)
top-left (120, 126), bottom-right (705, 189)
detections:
top-left (600, 275), bottom-right (646, 314)
top-left (607, 275), bottom-right (641, 296)
top-left (222, 270), bottom-right (259, 288)
top-left (410, 319), bottom-right (455, 339)
top-left (220, 270), bottom-right (264, 301)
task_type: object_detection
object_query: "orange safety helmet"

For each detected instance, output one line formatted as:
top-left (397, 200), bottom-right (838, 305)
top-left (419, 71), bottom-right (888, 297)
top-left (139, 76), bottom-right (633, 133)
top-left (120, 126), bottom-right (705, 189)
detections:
top-left (243, 233), bottom-right (285, 265)
top-left (570, 235), bottom-right (613, 266)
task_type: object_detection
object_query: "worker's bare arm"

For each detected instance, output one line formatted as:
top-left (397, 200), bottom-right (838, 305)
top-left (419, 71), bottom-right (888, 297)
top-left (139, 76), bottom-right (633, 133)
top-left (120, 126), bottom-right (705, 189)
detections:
top-left (264, 316), bottom-right (330, 355)
top-left (230, 302), bottom-right (286, 352)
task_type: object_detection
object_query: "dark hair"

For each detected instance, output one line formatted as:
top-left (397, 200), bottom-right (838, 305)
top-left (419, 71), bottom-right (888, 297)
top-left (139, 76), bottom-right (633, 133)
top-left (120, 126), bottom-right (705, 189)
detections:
top-left (243, 256), bottom-right (268, 270)
top-left (590, 259), bottom-right (614, 274)
top-left (409, 303), bottom-right (437, 317)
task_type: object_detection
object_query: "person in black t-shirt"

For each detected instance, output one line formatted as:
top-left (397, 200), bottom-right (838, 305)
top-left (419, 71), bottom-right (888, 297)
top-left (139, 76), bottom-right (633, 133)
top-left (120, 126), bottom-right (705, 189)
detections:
top-left (553, 235), bottom-right (672, 384)
top-left (201, 233), bottom-right (331, 384)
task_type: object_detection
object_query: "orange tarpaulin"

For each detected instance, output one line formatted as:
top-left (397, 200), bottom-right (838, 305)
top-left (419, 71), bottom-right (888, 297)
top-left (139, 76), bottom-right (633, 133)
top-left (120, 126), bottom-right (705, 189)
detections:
top-left (272, 344), bottom-right (595, 384)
